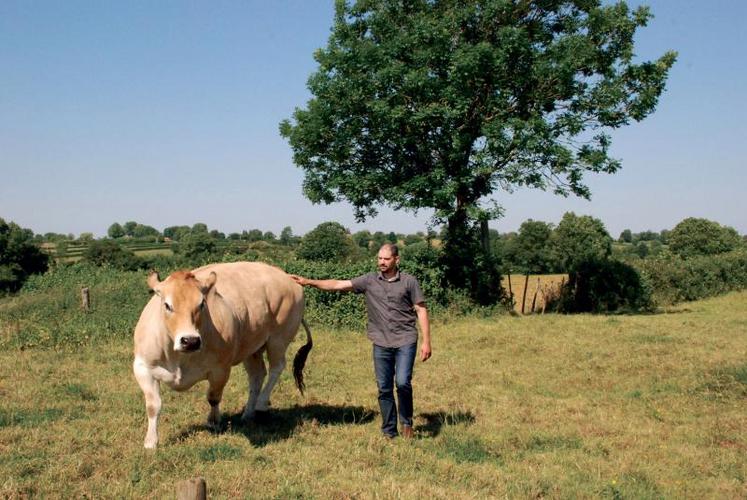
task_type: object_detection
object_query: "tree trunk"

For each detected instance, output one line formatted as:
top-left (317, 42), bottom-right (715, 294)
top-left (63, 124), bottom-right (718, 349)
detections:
top-left (480, 218), bottom-right (490, 255)
top-left (442, 206), bottom-right (473, 291)
top-left (440, 199), bottom-right (502, 305)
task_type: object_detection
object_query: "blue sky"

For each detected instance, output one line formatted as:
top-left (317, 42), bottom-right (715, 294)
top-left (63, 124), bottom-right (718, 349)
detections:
top-left (1, 0), bottom-right (745, 238)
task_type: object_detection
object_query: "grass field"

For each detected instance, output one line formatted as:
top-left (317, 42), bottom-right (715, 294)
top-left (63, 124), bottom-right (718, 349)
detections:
top-left (1, 292), bottom-right (746, 498)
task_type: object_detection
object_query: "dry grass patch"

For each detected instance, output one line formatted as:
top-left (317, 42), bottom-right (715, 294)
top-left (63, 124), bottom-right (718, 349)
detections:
top-left (502, 274), bottom-right (567, 313)
top-left (0, 292), bottom-right (745, 497)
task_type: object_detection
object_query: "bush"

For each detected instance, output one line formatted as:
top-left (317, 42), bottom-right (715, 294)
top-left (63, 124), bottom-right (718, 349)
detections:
top-left (280, 260), bottom-right (373, 330)
top-left (554, 258), bottom-right (653, 313)
top-left (173, 232), bottom-right (219, 265)
top-left (400, 242), bottom-right (448, 305)
top-left (82, 240), bottom-right (144, 271)
top-left (635, 250), bottom-right (747, 305)
top-left (0, 218), bottom-right (49, 294)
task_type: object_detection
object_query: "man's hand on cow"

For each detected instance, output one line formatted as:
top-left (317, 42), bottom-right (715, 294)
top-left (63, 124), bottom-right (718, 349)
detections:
top-left (289, 275), bottom-right (308, 286)
top-left (420, 342), bottom-right (432, 362)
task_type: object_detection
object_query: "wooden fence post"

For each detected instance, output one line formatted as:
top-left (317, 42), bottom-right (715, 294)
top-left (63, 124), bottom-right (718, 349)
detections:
top-left (176, 477), bottom-right (206, 500)
top-left (530, 277), bottom-right (540, 314)
top-left (507, 273), bottom-right (514, 310)
top-left (521, 274), bottom-right (529, 315)
top-left (81, 287), bottom-right (90, 313)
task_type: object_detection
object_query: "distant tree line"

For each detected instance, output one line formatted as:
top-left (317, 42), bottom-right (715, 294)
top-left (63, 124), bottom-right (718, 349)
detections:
top-left (2, 214), bottom-right (745, 312)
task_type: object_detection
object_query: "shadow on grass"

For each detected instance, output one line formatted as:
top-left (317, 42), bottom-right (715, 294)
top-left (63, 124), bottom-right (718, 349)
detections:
top-left (416, 411), bottom-right (476, 438)
top-left (171, 403), bottom-right (376, 447)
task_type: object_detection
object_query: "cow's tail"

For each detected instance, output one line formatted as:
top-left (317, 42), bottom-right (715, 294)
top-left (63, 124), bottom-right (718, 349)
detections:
top-left (293, 318), bottom-right (313, 395)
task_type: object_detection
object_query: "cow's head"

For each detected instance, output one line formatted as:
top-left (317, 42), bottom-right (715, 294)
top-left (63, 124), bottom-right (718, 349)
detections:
top-left (147, 270), bottom-right (217, 353)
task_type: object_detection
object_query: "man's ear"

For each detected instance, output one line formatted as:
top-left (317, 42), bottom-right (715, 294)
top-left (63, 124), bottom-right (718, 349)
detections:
top-left (147, 271), bottom-right (162, 296)
top-left (200, 272), bottom-right (217, 294)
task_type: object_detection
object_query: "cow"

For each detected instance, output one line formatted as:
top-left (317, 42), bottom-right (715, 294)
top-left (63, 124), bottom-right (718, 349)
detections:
top-left (132, 261), bottom-right (312, 449)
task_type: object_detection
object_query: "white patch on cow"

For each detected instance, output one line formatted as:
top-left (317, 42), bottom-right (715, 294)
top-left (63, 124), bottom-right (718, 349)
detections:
top-left (133, 355), bottom-right (161, 449)
top-left (133, 355), bottom-right (149, 377)
top-left (151, 365), bottom-right (180, 385)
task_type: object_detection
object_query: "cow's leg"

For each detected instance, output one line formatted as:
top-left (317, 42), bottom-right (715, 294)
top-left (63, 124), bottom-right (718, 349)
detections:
top-left (241, 350), bottom-right (266, 421)
top-left (206, 368), bottom-right (229, 429)
top-left (133, 357), bottom-right (161, 449)
top-left (255, 341), bottom-right (288, 412)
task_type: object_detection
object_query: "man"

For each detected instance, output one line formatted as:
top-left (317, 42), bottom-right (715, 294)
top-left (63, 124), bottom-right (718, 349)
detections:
top-left (290, 243), bottom-right (431, 439)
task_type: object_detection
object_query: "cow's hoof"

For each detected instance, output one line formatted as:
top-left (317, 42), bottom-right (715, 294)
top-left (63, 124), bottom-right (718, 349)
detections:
top-left (144, 440), bottom-right (157, 449)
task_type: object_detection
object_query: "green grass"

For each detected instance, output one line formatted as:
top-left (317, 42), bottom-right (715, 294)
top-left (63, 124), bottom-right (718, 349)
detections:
top-left (0, 291), bottom-right (746, 497)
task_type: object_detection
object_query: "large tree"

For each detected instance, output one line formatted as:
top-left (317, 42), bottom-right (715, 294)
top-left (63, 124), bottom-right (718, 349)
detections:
top-left (280, 0), bottom-right (675, 300)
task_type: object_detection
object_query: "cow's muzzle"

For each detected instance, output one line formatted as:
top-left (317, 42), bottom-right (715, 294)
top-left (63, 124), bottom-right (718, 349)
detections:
top-left (176, 335), bottom-right (202, 352)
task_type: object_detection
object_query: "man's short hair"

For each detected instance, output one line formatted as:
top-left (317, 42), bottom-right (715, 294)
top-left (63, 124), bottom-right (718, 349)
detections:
top-left (379, 243), bottom-right (399, 256)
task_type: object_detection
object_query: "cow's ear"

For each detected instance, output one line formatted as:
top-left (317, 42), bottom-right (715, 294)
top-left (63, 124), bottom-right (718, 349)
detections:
top-left (200, 272), bottom-right (217, 294)
top-left (147, 271), bottom-right (162, 295)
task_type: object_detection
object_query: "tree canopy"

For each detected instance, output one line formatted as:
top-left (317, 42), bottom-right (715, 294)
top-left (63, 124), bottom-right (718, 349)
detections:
top-left (508, 219), bottom-right (554, 274)
top-left (297, 221), bottom-right (355, 262)
top-left (551, 212), bottom-right (612, 271)
top-left (280, 0), bottom-right (675, 300)
top-left (668, 217), bottom-right (743, 258)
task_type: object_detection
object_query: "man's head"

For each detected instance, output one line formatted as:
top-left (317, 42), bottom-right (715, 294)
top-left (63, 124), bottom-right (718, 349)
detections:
top-left (377, 243), bottom-right (400, 275)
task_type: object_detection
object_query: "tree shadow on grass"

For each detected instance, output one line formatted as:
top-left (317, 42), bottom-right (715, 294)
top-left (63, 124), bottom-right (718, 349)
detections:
top-left (416, 411), bottom-right (476, 438)
top-left (171, 403), bottom-right (376, 447)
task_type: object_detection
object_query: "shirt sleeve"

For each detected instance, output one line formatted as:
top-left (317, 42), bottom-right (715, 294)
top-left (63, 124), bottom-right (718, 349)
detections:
top-left (409, 276), bottom-right (426, 305)
top-left (350, 273), bottom-right (371, 294)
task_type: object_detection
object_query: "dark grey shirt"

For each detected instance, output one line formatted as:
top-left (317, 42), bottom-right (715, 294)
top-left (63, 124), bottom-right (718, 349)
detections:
top-left (350, 271), bottom-right (425, 348)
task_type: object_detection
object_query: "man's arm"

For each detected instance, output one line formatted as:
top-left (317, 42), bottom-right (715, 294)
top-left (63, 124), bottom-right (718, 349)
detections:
top-left (414, 302), bottom-right (431, 362)
top-left (290, 275), bottom-right (353, 292)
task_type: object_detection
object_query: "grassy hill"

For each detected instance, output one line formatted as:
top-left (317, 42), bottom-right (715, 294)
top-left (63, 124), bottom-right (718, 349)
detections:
top-left (1, 287), bottom-right (745, 497)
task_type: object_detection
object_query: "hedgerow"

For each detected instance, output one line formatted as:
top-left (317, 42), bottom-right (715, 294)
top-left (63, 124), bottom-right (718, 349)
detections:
top-left (634, 250), bottom-right (747, 306)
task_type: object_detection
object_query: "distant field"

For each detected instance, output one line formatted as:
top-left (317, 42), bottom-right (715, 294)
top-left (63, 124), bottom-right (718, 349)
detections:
top-left (1, 290), bottom-right (745, 497)
top-left (131, 248), bottom-right (173, 257)
top-left (43, 241), bottom-right (174, 262)
top-left (502, 274), bottom-right (567, 313)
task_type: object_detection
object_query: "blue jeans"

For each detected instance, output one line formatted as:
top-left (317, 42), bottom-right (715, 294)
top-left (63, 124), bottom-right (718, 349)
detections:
top-left (373, 342), bottom-right (417, 437)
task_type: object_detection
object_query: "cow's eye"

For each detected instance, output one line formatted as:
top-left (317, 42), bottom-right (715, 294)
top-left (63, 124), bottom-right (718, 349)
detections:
top-left (164, 302), bottom-right (174, 313)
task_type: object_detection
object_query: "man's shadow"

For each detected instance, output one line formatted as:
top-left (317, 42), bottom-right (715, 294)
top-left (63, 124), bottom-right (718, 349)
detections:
top-left (416, 411), bottom-right (476, 438)
top-left (171, 406), bottom-right (475, 445)
top-left (171, 403), bottom-right (376, 447)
